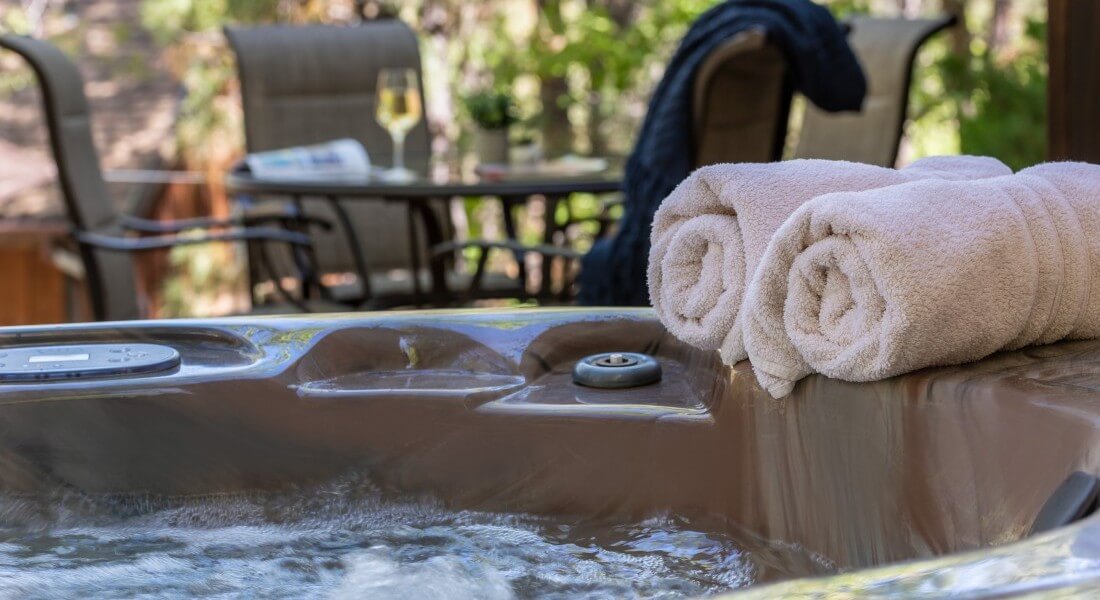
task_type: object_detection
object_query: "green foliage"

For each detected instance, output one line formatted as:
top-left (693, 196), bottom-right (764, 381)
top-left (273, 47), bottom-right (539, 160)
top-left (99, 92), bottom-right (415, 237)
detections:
top-left (444, 1), bottom-right (717, 155)
top-left (0, 5), bottom-right (35, 35)
top-left (463, 90), bottom-right (517, 130)
top-left (141, 0), bottom-right (281, 43)
top-left (161, 235), bottom-right (245, 317)
top-left (0, 63), bottom-right (34, 98)
top-left (140, 0), bottom-right (305, 165)
top-left (826, 0), bottom-right (871, 19)
top-left (908, 12), bottom-right (1047, 170)
top-left (955, 20), bottom-right (1046, 169)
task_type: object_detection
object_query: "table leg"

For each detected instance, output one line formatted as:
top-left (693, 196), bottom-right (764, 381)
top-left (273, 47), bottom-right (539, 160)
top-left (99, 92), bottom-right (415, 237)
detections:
top-left (324, 195), bottom-right (373, 305)
top-left (416, 198), bottom-right (450, 307)
top-left (289, 195), bottom-right (322, 302)
top-left (500, 195), bottom-right (528, 298)
top-left (540, 194), bottom-right (566, 301)
top-left (406, 205), bottom-right (425, 306)
top-left (557, 196), bottom-right (576, 302)
top-left (234, 193), bottom-right (264, 308)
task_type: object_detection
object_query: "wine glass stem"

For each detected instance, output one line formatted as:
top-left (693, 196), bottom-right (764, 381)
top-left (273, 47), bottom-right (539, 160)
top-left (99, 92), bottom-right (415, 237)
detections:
top-left (392, 131), bottom-right (406, 172)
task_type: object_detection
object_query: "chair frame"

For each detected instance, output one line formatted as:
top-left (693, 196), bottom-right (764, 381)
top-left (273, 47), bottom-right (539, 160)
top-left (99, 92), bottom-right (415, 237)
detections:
top-left (225, 22), bottom-right (441, 310)
top-left (880, 14), bottom-right (957, 166)
top-left (0, 34), bottom-right (325, 321)
top-left (792, 14), bottom-right (957, 166)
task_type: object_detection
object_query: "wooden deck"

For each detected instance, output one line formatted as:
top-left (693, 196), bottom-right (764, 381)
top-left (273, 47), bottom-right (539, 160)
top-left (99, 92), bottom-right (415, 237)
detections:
top-left (0, 219), bottom-right (88, 326)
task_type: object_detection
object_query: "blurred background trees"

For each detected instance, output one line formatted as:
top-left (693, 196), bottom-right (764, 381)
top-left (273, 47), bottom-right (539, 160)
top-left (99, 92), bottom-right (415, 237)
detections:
top-left (0, 0), bottom-right (1051, 178)
top-left (125, 0), bottom-right (1050, 171)
top-left (0, 0), bottom-right (1051, 185)
top-left (908, 0), bottom-right (1046, 168)
top-left (0, 0), bottom-right (1050, 316)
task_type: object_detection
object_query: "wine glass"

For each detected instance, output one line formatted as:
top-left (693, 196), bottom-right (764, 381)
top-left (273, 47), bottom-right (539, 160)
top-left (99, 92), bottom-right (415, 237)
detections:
top-left (375, 69), bottom-right (423, 182)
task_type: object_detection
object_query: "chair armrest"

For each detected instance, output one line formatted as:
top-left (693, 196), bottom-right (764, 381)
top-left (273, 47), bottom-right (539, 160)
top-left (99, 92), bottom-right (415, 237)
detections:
top-left (434, 239), bottom-right (582, 299)
top-left (74, 227), bottom-right (312, 252)
top-left (432, 239), bottom-right (583, 260)
top-left (119, 205), bottom-right (333, 234)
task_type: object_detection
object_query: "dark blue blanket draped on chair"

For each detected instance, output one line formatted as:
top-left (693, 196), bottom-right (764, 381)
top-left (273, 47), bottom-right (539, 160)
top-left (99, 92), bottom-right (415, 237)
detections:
top-left (577, 0), bottom-right (866, 306)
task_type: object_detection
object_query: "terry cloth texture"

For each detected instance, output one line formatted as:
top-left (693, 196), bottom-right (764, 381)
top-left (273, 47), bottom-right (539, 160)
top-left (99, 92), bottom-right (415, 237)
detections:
top-left (648, 156), bottom-right (1011, 362)
top-left (578, 0), bottom-right (866, 306)
top-left (743, 162), bottom-right (1100, 398)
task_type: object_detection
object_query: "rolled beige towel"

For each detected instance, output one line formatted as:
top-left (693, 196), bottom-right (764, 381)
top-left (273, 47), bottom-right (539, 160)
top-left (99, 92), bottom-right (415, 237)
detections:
top-left (742, 162), bottom-right (1100, 398)
top-left (648, 156), bottom-right (1011, 359)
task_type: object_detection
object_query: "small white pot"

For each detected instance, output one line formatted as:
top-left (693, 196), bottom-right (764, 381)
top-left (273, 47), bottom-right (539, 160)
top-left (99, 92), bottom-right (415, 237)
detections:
top-left (474, 127), bottom-right (510, 165)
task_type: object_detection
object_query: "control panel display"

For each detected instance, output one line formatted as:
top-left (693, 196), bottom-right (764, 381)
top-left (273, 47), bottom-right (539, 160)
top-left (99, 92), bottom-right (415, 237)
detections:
top-left (28, 353), bottom-right (90, 363)
top-left (0, 344), bottom-right (180, 382)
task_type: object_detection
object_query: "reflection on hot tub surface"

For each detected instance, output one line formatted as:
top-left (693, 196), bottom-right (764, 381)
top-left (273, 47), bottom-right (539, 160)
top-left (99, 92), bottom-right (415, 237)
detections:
top-left (1, 308), bottom-right (1100, 597)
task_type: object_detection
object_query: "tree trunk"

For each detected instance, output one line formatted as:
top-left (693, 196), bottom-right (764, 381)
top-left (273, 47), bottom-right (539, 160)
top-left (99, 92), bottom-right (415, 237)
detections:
top-left (939, 0), bottom-right (973, 104)
top-left (19, 0), bottom-right (51, 37)
top-left (580, 0), bottom-right (636, 156)
top-left (536, 0), bottom-right (574, 157)
top-left (941, 0), bottom-right (971, 58)
top-left (989, 0), bottom-right (1012, 57)
top-left (539, 75), bottom-right (573, 157)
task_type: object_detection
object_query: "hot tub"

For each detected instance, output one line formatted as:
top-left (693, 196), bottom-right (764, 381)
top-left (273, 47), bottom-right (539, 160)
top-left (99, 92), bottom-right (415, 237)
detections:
top-left (0, 308), bottom-right (1098, 596)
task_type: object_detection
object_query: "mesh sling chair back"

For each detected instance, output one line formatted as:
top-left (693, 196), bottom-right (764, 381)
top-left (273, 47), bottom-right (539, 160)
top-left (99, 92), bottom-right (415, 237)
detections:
top-left (792, 15), bottom-right (956, 167)
top-left (692, 28), bottom-right (792, 167)
top-left (226, 21), bottom-right (482, 309)
top-left (0, 34), bottom-right (321, 322)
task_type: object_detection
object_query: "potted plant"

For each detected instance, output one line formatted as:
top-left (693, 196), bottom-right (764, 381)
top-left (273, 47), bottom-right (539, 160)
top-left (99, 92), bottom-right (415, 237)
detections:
top-left (464, 90), bottom-right (516, 165)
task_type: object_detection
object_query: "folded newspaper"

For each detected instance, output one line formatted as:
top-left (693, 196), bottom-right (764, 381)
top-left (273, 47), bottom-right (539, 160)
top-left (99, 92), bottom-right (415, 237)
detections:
top-left (244, 139), bottom-right (371, 181)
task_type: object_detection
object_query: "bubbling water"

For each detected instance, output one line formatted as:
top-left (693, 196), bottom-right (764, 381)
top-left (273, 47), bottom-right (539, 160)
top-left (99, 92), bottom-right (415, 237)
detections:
top-left (0, 475), bottom-right (834, 599)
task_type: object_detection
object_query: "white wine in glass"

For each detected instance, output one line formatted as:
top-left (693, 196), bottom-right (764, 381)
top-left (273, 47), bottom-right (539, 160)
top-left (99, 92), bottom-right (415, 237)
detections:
top-left (376, 69), bottom-right (422, 181)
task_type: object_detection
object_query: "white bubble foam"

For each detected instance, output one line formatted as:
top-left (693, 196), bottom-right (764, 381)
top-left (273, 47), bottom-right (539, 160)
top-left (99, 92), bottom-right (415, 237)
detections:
top-left (0, 476), bottom-right (831, 598)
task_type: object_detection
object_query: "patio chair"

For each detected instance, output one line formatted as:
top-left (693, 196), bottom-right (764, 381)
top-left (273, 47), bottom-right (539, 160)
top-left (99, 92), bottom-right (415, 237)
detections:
top-left (792, 15), bottom-right (956, 166)
top-left (0, 35), bottom-right (331, 321)
top-left (558, 29), bottom-right (791, 299)
top-left (559, 29), bottom-right (791, 273)
top-left (574, 28), bottom-right (790, 225)
top-left (226, 21), bottom-right (523, 309)
top-left (693, 28), bottom-right (791, 166)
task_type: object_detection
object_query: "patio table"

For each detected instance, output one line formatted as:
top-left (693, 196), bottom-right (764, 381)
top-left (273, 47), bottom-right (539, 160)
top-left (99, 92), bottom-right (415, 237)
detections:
top-left (225, 166), bottom-right (622, 305)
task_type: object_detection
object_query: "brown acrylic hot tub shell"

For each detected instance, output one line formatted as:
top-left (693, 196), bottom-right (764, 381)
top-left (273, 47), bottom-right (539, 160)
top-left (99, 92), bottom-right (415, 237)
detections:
top-left (1, 308), bottom-right (1099, 592)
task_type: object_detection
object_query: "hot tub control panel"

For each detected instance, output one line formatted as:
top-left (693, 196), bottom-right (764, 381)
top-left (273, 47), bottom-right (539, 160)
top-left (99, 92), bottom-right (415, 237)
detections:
top-left (0, 343), bottom-right (180, 382)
